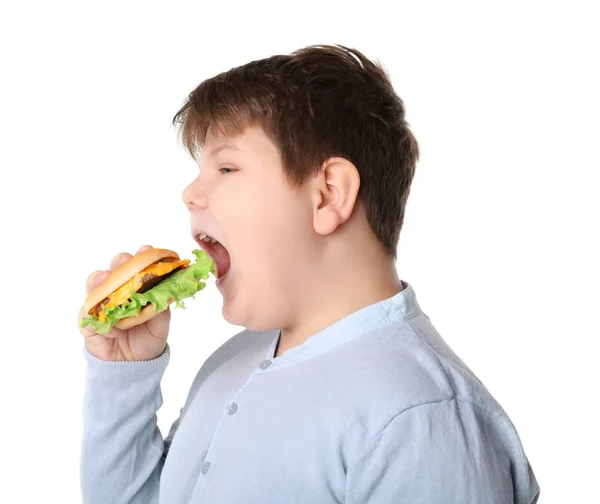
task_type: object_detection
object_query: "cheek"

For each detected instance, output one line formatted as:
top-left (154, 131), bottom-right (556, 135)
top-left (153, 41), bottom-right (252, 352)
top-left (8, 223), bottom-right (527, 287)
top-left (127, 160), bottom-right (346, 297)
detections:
top-left (243, 203), bottom-right (311, 286)
top-left (219, 177), bottom-right (312, 282)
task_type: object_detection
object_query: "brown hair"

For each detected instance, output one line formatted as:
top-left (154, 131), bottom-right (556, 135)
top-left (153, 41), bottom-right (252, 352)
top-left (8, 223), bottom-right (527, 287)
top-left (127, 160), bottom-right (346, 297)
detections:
top-left (172, 44), bottom-right (419, 259)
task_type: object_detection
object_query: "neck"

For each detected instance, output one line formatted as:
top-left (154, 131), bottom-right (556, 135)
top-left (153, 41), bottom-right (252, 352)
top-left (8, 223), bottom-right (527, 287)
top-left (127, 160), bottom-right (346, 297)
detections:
top-left (275, 238), bottom-right (404, 358)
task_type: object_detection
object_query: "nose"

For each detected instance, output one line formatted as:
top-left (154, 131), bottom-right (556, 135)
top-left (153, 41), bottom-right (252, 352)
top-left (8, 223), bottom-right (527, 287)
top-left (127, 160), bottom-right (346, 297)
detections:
top-left (182, 175), bottom-right (209, 211)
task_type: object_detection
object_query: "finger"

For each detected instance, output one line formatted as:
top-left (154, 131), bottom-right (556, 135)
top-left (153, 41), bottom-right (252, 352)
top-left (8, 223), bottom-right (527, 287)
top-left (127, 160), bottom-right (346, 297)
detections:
top-left (136, 244), bottom-right (153, 255)
top-left (110, 252), bottom-right (133, 271)
top-left (146, 306), bottom-right (171, 340)
top-left (86, 270), bottom-right (111, 294)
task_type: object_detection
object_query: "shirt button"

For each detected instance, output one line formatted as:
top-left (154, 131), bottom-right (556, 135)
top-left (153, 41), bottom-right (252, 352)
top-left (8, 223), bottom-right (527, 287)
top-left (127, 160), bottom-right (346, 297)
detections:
top-left (227, 402), bottom-right (238, 415)
top-left (259, 359), bottom-right (272, 370)
top-left (201, 461), bottom-right (211, 474)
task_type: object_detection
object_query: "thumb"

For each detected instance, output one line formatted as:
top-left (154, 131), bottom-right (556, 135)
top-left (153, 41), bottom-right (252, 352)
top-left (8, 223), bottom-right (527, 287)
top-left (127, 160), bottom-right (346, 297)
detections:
top-left (146, 306), bottom-right (171, 340)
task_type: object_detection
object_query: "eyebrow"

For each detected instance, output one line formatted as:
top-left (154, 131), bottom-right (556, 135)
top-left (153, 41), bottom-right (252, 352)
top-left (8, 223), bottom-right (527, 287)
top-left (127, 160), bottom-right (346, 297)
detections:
top-left (205, 143), bottom-right (243, 161)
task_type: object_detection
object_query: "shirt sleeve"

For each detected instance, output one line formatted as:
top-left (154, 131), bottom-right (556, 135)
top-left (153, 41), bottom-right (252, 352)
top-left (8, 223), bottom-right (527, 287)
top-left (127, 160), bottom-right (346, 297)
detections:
top-left (80, 344), bottom-right (181, 504)
top-left (345, 398), bottom-right (540, 504)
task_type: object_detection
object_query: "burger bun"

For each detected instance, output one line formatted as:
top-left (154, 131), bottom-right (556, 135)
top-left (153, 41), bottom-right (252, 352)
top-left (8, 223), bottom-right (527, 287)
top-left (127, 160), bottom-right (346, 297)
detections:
top-left (84, 248), bottom-right (180, 331)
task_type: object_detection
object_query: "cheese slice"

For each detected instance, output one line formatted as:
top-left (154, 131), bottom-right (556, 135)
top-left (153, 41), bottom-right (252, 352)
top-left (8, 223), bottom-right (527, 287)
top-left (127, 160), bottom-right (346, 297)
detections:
top-left (96, 258), bottom-right (190, 322)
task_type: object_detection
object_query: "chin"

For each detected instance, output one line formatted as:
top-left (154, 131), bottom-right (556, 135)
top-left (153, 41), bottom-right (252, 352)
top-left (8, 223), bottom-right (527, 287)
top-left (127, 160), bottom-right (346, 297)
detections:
top-left (221, 302), bottom-right (278, 332)
top-left (221, 302), bottom-right (236, 324)
top-left (221, 300), bottom-right (249, 328)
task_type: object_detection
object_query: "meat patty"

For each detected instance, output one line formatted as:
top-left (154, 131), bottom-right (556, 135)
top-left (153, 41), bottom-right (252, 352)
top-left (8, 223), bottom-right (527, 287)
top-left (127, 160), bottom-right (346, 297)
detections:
top-left (137, 273), bottom-right (163, 293)
top-left (91, 264), bottom-right (185, 316)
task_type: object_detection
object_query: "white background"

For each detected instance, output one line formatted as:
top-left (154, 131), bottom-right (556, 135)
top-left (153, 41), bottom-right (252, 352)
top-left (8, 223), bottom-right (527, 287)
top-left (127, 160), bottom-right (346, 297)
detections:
top-left (1, 1), bottom-right (598, 502)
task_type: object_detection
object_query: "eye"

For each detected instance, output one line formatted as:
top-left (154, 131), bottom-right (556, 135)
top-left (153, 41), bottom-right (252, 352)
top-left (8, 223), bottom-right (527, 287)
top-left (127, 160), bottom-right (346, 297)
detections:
top-left (219, 167), bottom-right (236, 174)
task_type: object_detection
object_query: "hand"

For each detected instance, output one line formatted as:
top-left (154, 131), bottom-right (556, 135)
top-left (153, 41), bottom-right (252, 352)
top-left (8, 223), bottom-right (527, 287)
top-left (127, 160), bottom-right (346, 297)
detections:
top-left (78, 245), bottom-right (171, 361)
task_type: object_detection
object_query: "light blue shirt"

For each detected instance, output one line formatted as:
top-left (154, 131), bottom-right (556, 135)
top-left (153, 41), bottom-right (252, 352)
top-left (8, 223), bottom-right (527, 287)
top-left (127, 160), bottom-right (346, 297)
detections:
top-left (81, 280), bottom-right (540, 503)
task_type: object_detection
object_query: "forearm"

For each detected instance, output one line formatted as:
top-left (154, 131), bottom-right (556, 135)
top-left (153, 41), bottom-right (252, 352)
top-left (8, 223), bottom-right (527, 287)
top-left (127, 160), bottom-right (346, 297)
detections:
top-left (81, 344), bottom-right (171, 504)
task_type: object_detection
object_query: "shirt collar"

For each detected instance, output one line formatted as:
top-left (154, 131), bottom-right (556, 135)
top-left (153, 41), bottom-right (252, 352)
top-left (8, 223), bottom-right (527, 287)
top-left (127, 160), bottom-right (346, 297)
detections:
top-left (264, 279), bottom-right (421, 365)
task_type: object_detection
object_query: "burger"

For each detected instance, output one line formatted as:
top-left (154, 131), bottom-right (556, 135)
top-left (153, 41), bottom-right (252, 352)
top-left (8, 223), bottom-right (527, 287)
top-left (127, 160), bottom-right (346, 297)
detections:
top-left (80, 248), bottom-right (216, 334)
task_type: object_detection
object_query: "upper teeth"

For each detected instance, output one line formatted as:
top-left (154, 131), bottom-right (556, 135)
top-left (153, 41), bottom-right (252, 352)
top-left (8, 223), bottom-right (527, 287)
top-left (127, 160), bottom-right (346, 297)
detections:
top-left (198, 233), bottom-right (218, 244)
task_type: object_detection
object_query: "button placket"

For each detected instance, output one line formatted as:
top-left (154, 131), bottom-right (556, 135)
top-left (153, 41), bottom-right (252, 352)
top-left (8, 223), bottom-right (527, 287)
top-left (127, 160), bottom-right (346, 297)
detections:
top-left (201, 358), bottom-right (274, 482)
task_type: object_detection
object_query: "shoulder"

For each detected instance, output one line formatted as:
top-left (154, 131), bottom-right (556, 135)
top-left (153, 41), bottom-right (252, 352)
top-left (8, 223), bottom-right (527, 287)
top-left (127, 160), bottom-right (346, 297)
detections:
top-left (339, 314), bottom-right (511, 432)
top-left (338, 317), bottom-right (455, 409)
top-left (377, 397), bottom-right (521, 449)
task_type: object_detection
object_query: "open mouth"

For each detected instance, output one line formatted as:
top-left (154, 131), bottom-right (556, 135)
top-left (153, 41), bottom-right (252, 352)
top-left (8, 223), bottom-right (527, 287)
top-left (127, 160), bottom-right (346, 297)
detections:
top-left (194, 233), bottom-right (231, 280)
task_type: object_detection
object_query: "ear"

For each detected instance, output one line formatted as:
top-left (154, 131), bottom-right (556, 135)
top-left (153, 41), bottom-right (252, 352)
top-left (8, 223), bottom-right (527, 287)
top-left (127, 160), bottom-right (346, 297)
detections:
top-left (311, 157), bottom-right (361, 236)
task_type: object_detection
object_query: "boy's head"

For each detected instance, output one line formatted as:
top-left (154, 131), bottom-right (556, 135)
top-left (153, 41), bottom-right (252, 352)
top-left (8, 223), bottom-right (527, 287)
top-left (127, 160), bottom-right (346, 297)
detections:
top-left (176, 45), bottom-right (419, 332)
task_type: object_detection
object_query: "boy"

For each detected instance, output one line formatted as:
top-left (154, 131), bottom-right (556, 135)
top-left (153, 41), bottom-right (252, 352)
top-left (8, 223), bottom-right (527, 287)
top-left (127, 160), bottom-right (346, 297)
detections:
top-left (79, 45), bottom-right (540, 503)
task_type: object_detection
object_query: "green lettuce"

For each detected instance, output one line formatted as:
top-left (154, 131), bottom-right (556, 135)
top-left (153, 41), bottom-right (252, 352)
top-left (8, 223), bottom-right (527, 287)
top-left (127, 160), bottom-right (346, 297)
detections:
top-left (80, 249), bottom-right (216, 334)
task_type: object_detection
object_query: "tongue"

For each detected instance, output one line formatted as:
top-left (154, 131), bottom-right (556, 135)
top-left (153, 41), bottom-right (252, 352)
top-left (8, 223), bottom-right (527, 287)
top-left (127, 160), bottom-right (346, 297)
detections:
top-left (212, 242), bottom-right (231, 279)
